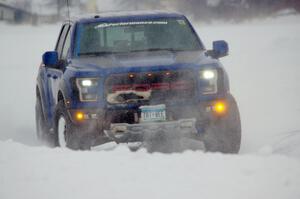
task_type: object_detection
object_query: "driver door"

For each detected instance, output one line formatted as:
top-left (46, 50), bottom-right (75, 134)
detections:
top-left (45, 24), bottom-right (71, 124)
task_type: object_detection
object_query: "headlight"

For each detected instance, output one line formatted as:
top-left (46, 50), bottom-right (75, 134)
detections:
top-left (199, 69), bottom-right (218, 94)
top-left (76, 78), bottom-right (99, 101)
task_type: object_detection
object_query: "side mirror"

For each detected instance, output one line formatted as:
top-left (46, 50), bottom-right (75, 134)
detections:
top-left (207, 40), bottom-right (229, 59)
top-left (213, 40), bottom-right (229, 58)
top-left (42, 51), bottom-right (58, 67)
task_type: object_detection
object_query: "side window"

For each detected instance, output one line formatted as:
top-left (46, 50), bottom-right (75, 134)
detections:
top-left (55, 25), bottom-right (69, 58)
top-left (61, 28), bottom-right (71, 60)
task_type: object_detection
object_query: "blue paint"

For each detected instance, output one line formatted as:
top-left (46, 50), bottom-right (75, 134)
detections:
top-left (42, 51), bottom-right (58, 66)
top-left (213, 40), bottom-right (229, 58)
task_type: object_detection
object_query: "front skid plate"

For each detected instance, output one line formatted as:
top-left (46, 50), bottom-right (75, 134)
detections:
top-left (104, 118), bottom-right (199, 143)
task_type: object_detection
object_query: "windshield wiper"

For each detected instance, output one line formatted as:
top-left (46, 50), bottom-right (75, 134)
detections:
top-left (78, 48), bottom-right (193, 56)
top-left (129, 48), bottom-right (186, 53)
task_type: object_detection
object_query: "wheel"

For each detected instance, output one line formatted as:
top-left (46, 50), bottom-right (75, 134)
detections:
top-left (54, 100), bottom-right (91, 150)
top-left (35, 95), bottom-right (54, 146)
top-left (57, 115), bottom-right (68, 148)
top-left (36, 96), bottom-right (47, 139)
top-left (203, 94), bottom-right (241, 153)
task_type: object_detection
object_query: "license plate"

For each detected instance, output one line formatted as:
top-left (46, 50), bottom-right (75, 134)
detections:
top-left (140, 104), bottom-right (166, 122)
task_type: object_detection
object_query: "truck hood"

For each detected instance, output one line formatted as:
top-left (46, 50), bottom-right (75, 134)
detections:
top-left (70, 50), bottom-right (218, 72)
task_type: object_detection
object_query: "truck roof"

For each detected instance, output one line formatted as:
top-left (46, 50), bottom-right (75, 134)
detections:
top-left (68, 10), bottom-right (185, 24)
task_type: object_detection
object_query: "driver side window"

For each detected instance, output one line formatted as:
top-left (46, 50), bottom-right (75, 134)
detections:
top-left (55, 24), bottom-right (70, 59)
top-left (61, 28), bottom-right (71, 60)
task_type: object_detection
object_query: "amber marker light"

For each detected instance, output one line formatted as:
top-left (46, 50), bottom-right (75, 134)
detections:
top-left (129, 74), bottom-right (135, 78)
top-left (165, 72), bottom-right (171, 76)
top-left (75, 111), bottom-right (84, 121)
top-left (213, 101), bottom-right (227, 115)
top-left (147, 73), bottom-right (152, 77)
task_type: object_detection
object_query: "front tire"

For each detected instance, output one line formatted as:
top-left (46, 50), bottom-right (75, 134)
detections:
top-left (36, 96), bottom-right (47, 139)
top-left (57, 115), bottom-right (68, 148)
top-left (203, 94), bottom-right (241, 153)
top-left (54, 100), bottom-right (91, 150)
top-left (35, 96), bottom-right (55, 146)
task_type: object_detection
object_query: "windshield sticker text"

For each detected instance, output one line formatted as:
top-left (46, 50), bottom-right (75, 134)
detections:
top-left (95, 21), bottom-right (168, 29)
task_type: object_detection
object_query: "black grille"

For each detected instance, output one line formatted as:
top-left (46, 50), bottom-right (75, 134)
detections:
top-left (105, 70), bottom-right (196, 104)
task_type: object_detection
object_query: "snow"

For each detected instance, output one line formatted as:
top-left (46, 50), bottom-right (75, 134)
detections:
top-left (1, 141), bottom-right (300, 199)
top-left (1, 15), bottom-right (300, 199)
top-left (197, 15), bottom-right (300, 156)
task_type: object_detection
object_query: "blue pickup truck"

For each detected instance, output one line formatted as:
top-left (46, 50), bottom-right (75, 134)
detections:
top-left (36, 11), bottom-right (241, 153)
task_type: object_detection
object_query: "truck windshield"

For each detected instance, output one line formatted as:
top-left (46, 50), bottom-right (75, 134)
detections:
top-left (75, 18), bottom-right (203, 56)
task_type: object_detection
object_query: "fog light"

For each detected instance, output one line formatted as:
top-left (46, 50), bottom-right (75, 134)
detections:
top-left (75, 111), bottom-right (84, 121)
top-left (213, 101), bottom-right (227, 115)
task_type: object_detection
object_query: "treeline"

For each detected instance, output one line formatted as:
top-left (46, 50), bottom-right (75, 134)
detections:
top-left (118, 0), bottom-right (300, 21)
top-left (19, 0), bottom-right (300, 24)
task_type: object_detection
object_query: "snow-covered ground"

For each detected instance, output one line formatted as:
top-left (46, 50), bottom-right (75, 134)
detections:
top-left (198, 15), bottom-right (300, 156)
top-left (0, 15), bottom-right (300, 199)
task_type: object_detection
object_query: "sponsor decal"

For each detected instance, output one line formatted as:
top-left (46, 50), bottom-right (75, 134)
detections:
top-left (95, 21), bottom-right (168, 29)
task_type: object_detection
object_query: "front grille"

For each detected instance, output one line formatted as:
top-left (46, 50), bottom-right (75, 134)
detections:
top-left (105, 70), bottom-right (196, 104)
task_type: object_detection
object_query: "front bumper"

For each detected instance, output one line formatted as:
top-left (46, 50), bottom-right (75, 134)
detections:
top-left (104, 118), bottom-right (198, 144)
top-left (66, 98), bottom-right (228, 146)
